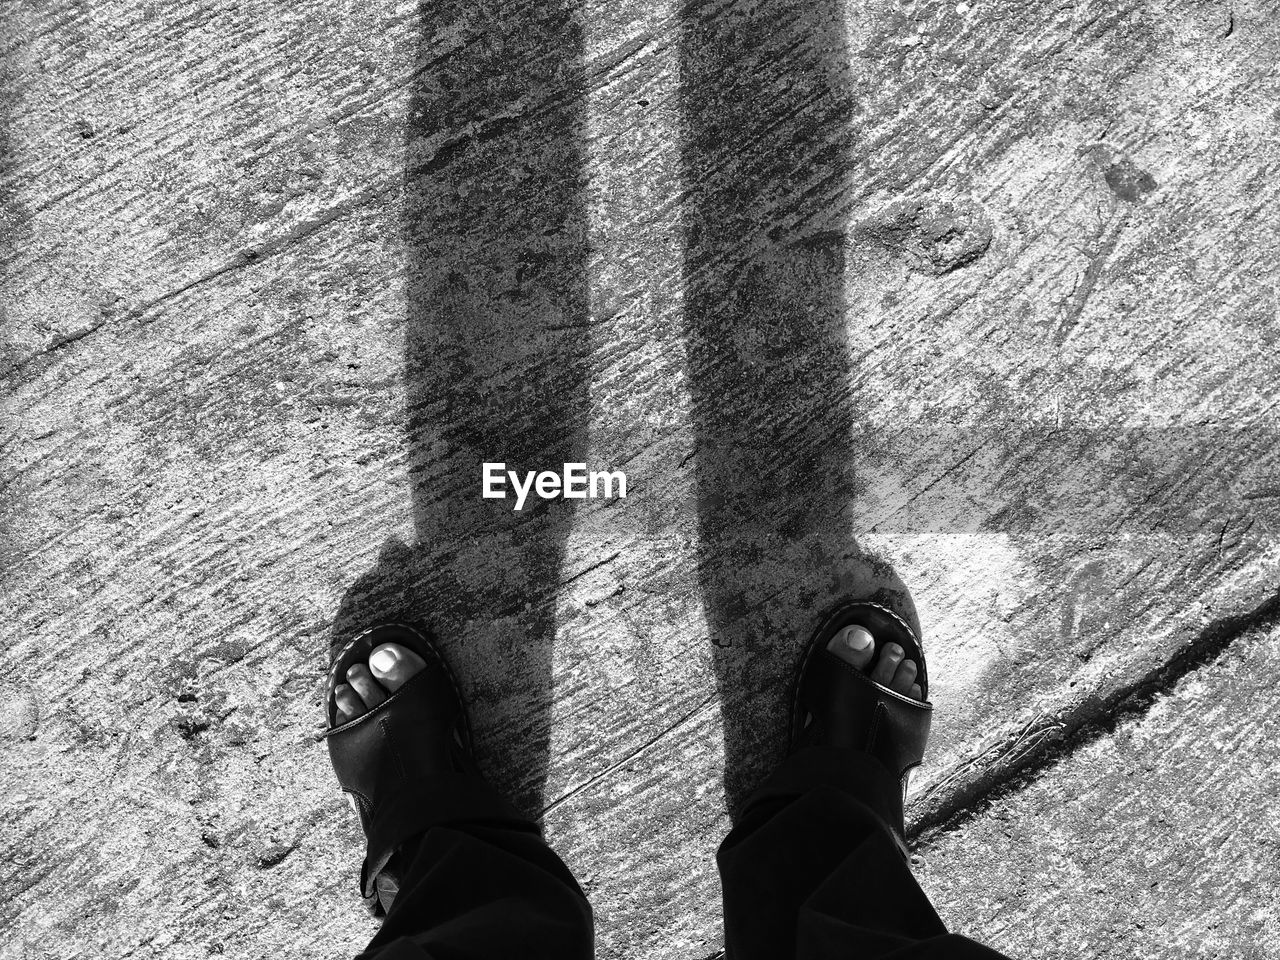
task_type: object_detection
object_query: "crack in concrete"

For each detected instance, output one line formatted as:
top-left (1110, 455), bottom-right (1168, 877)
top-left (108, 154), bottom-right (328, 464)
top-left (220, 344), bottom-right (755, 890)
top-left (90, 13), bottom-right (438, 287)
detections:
top-left (910, 587), bottom-right (1280, 844)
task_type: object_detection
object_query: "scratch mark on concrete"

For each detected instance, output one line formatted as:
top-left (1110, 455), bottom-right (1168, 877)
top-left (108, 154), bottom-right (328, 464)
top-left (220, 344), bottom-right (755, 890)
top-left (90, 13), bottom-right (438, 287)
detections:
top-left (541, 693), bottom-right (717, 818)
top-left (1055, 211), bottom-right (1128, 344)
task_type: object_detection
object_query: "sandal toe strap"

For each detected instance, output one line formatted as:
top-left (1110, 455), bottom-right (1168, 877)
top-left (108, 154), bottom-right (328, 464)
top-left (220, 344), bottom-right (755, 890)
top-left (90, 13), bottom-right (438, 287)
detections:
top-left (797, 649), bottom-right (932, 781)
top-left (326, 665), bottom-right (466, 802)
top-left (325, 622), bottom-right (504, 902)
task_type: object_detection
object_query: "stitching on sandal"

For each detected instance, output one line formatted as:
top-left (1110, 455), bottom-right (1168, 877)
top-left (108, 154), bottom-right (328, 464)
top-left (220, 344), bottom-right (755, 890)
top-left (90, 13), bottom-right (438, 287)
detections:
top-left (866, 700), bottom-right (885, 754)
top-left (380, 716), bottom-right (408, 782)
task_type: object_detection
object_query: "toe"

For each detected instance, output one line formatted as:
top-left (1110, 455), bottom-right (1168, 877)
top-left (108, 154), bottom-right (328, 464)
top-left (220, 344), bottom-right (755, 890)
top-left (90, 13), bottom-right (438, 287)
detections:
top-left (890, 658), bottom-right (918, 696)
top-left (334, 683), bottom-right (364, 723)
top-left (368, 643), bottom-right (428, 693)
top-left (910, 683), bottom-right (923, 701)
top-left (345, 663), bottom-right (387, 710)
top-left (827, 625), bottom-right (875, 671)
top-left (870, 642), bottom-right (904, 686)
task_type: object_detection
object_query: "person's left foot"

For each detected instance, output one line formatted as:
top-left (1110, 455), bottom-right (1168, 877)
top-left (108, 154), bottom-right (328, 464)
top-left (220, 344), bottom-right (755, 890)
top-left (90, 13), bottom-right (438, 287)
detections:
top-left (333, 643), bottom-right (428, 723)
top-left (826, 624), bottom-right (924, 700)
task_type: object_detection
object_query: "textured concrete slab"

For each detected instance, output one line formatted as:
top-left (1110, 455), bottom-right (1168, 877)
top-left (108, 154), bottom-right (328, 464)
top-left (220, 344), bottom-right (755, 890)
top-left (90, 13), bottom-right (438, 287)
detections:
top-left (2, 0), bottom-right (1279, 958)
top-left (917, 622), bottom-right (1280, 958)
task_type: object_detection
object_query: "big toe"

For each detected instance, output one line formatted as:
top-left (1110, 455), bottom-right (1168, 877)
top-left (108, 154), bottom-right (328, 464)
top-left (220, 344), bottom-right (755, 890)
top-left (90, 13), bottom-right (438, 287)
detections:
top-left (827, 625), bottom-right (876, 671)
top-left (367, 643), bottom-right (428, 693)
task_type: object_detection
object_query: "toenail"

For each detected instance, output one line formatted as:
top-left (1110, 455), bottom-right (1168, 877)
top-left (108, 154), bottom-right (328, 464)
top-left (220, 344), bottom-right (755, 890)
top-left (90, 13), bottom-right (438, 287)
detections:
top-left (845, 627), bottom-right (873, 650)
top-left (370, 648), bottom-right (397, 673)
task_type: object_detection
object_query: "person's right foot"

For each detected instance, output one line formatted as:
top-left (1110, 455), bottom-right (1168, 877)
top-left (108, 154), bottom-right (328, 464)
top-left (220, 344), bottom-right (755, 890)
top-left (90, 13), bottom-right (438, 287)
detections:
top-left (827, 624), bottom-right (923, 701)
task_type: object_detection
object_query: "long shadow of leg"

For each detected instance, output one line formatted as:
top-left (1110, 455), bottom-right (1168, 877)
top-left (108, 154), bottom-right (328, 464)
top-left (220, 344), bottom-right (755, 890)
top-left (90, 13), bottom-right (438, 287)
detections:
top-left (333, 0), bottom-right (589, 819)
top-left (680, 0), bottom-right (917, 816)
top-left (0, 68), bottom-right (29, 379)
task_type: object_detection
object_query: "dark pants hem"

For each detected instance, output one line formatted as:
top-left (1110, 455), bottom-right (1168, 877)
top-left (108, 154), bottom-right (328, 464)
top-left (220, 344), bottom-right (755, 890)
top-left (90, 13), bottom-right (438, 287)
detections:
top-left (719, 747), bottom-right (1010, 960)
top-left (354, 749), bottom-right (1008, 960)
top-left (356, 777), bottom-right (593, 960)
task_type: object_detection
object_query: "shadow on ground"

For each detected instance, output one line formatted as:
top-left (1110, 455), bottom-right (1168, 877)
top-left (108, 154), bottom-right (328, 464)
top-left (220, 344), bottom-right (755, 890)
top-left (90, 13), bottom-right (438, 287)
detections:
top-left (679, 0), bottom-right (916, 815)
top-left (331, 0), bottom-right (917, 823)
top-left (331, 0), bottom-right (590, 818)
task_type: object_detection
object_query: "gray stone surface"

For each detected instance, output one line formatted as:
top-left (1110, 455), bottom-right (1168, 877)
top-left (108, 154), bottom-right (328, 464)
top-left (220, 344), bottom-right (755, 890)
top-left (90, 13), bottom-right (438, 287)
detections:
top-left (918, 623), bottom-right (1280, 958)
top-left (2, 0), bottom-right (1278, 957)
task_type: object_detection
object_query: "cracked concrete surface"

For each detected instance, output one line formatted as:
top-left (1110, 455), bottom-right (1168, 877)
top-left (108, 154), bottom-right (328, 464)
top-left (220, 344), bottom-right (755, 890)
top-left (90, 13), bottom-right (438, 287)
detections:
top-left (2, 0), bottom-right (1279, 957)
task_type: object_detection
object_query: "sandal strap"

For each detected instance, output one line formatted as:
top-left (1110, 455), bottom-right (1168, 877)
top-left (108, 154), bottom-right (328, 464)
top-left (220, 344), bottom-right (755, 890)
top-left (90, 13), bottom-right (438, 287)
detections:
top-left (796, 649), bottom-right (932, 781)
top-left (326, 623), bottom-right (512, 900)
top-left (326, 657), bottom-right (466, 805)
top-left (792, 601), bottom-right (932, 782)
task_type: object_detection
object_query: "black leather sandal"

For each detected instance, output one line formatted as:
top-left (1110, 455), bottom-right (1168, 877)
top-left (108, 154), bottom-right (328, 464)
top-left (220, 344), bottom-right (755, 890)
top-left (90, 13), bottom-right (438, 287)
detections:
top-left (324, 622), bottom-right (510, 912)
top-left (789, 600), bottom-right (932, 794)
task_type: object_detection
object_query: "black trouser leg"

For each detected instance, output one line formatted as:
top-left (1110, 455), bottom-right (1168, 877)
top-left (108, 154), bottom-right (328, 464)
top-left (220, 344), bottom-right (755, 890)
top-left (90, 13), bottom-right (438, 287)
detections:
top-left (718, 747), bottom-right (1009, 960)
top-left (356, 780), bottom-right (593, 960)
